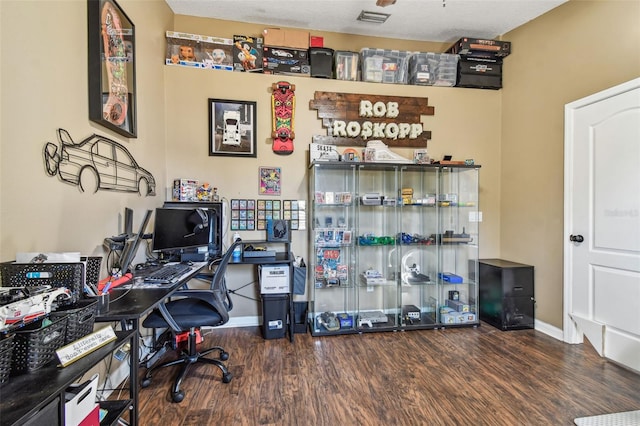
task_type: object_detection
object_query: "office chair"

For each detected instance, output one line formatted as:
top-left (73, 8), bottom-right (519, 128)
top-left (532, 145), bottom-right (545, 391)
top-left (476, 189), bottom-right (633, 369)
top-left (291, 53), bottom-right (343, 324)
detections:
top-left (141, 240), bottom-right (242, 403)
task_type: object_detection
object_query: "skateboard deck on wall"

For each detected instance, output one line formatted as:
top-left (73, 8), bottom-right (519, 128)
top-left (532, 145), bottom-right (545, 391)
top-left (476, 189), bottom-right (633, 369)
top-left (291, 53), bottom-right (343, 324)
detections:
top-left (101, 1), bottom-right (129, 126)
top-left (271, 81), bottom-right (295, 155)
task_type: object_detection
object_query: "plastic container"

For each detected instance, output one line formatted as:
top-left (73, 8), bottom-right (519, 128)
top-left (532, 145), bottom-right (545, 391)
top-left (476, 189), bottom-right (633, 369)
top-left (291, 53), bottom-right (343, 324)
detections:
top-left (334, 50), bottom-right (359, 81)
top-left (12, 315), bottom-right (68, 373)
top-left (360, 48), bottom-right (416, 84)
top-left (49, 298), bottom-right (98, 344)
top-left (0, 334), bottom-right (14, 385)
top-left (408, 53), bottom-right (459, 86)
top-left (261, 293), bottom-right (288, 339)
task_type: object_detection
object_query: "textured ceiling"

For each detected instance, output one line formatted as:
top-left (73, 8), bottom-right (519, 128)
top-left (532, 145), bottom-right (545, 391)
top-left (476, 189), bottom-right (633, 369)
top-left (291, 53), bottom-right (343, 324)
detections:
top-left (164, 0), bottom-right (567, 42)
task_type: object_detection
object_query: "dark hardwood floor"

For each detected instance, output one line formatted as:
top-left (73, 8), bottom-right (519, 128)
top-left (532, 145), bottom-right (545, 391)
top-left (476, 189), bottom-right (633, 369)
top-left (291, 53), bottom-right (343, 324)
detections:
top-left (136, 324), bottom-right (640, 425)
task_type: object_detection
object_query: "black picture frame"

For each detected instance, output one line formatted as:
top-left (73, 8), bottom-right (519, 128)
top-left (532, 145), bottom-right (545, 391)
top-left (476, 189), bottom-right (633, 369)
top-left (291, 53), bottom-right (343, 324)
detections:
top-left (209, 99), bottom-right (257, 157)
top-left (88, 0), bottom-right (137, 138)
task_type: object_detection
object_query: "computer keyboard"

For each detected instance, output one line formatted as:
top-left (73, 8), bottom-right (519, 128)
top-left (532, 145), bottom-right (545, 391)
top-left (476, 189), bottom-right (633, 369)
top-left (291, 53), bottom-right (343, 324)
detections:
top-left (142, 263), bottom-right (192, 284)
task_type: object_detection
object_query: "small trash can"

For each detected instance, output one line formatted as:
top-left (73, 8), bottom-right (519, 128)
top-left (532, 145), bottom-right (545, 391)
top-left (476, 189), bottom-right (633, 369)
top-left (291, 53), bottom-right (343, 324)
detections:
top-left (261, 293), bottom-right (289, 339)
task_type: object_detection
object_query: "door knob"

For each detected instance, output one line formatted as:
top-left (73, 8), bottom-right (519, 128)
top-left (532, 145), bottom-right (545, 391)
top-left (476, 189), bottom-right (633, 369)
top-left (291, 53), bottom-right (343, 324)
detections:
top-left (569, 234), bottom-right (584, 243)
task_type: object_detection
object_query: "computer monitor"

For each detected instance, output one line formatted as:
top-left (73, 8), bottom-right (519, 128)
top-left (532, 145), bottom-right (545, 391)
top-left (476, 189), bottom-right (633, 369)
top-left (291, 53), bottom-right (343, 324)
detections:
top-left (159, 202), bottom-right (223, 259)
top-left (124, 207), bottom-right (134, 236)
top-left (118, 209), bottom-right (153, 273)
top-left (152, 204), bottom-right (222, 260)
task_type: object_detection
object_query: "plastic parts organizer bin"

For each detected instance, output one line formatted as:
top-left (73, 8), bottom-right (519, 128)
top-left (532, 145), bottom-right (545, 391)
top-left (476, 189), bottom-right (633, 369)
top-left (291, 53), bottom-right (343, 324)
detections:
top-left (0, 334), bottom-right (14, 385)
top-left (11, 315), bottom-right (68, 373)
top-left (50, 298), bottom-right (98, 344)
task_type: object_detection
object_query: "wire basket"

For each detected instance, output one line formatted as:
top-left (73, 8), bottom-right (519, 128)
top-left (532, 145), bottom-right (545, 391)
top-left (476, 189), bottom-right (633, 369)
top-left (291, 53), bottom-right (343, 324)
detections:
top-left (50, 299), bottom-right (97, 344)
top-left (83, 256), bottom-right (103, 289)
top-left (0, 262), bottom-right (85, 303)
top-left (0, 334), bottom-right (14, 385)
top-left (11, 316), bottom-right (67, 373)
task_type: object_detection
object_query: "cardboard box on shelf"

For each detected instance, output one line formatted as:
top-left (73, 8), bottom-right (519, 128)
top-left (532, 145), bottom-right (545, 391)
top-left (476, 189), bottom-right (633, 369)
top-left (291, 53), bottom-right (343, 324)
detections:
top-left (263, 28), bottom-right (310, 49)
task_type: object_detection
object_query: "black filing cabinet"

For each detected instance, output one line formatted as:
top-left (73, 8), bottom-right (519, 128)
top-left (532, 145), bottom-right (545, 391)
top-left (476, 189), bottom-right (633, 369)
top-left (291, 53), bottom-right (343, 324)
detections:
top-left (479, 259), bottom-right (535, 330)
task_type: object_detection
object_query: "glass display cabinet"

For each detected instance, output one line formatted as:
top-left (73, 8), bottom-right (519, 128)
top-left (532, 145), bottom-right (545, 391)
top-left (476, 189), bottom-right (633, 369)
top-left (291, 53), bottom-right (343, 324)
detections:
top-left (309, 163), bottom-right (357, 335)
top-left (437, 166), bottom-right (480, 327)
top-left (308, 161), bottom-right (480, 336)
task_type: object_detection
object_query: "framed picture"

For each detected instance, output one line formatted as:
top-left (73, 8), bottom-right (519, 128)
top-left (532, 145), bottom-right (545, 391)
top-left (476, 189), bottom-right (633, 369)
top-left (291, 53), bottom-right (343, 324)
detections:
top-left (259, 166), bottom-right (281, 195)
top-left (209, 99), bottom-right (257, 157)
top-left (88, 0), bottom-right (137, 138)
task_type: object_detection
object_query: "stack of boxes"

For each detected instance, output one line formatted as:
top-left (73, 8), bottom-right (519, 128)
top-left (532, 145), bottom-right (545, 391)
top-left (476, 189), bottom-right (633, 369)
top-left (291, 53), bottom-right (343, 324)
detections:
top-left (262, 28), bottom-right (310, 75)
top-left (165, 29), bottom-right (510, 90)
top-left (446, 37), bottom-right (511, 90)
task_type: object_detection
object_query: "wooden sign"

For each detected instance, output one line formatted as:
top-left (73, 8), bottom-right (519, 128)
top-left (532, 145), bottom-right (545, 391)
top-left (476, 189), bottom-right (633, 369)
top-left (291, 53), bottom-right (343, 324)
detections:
top-left (309, 92), bottom-right (434, 148)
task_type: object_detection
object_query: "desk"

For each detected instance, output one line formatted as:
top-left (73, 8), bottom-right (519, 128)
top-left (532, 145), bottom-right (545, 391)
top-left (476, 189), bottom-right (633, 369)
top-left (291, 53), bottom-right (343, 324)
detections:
top-left (0, 261), bottom-right (209, 426)
top-left (93, 261), bottom-right (207, 426)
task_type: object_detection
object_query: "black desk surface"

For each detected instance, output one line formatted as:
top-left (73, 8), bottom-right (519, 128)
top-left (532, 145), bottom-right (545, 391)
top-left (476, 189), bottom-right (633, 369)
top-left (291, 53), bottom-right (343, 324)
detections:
top-left (0, 330), bottom-right (134, 426)
top-left (96, 262), bottom-right (207, 322)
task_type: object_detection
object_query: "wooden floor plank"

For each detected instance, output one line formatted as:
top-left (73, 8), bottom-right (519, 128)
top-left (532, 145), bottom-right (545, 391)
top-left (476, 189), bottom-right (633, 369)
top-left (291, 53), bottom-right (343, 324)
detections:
top-left (136, 324), bottom-right (640, 425)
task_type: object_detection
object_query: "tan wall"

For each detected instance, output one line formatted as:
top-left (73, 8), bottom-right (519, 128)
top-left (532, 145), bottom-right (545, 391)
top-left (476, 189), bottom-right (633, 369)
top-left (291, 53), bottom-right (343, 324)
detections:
top-left (0, 0), bottom-right (173, 270)
top-left (501, 0), bottom-right (640, 328)
top-left (165, 15), bottom-right (503, 314)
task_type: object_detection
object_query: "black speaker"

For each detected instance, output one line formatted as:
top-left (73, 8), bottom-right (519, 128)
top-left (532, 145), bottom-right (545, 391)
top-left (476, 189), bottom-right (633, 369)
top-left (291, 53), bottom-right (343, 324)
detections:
top-left (310, 47), bottom-right (334, 78)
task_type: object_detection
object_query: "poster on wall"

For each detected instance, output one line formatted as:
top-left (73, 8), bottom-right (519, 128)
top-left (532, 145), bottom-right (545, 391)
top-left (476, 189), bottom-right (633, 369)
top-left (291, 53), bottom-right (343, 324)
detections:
top-left (88, 0), bottom-right (137, 138)
top-left (208, 98), bottom-right (257, 157)
top-left (259, 167), bottom-right (281, 195)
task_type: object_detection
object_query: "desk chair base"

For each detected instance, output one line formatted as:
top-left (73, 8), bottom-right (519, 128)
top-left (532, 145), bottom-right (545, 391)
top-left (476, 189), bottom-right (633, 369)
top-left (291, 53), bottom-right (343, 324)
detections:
top-left (141, 327), bottom-right (232, 403)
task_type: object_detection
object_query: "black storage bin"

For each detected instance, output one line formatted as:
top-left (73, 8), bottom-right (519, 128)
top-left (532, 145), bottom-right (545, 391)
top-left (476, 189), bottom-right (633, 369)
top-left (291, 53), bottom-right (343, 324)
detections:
top-left (12, 315), bottom-right (68, 373)
top-left (310, 47), bottom-right (334, 78)
top-left (457, 57), bottom-right (502, 90)
top-left (293, 301), bottom-right (308, 334)
top-left (261, 294), bottom-right (288, 339)
top-left (50, 298), bottom-right (98, 344)
top-left (0, 261), bottom-right (85, 303)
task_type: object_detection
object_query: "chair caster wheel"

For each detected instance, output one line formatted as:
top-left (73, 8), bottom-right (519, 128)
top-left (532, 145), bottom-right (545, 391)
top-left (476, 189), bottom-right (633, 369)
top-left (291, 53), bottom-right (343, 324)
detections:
top-left (220, 351), bottom-right (229, 361)
top-left (222, 373), bottom-right (233, 383)
top-left (141, 378), bottom-right (151, 388)
top-left (172, 391), bottom-right (185, 403)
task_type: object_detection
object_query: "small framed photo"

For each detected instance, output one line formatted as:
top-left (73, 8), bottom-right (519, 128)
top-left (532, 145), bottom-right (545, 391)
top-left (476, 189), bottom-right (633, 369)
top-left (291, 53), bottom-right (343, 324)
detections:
top-left (209, 98), bottom-right (257, 157)
top-left (259, 166), bottom-right (281, 196)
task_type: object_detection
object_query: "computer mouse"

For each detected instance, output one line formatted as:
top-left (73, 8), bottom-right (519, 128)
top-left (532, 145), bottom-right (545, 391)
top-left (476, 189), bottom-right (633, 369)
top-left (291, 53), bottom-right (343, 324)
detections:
top-left (181, 260), bottom-right (194, 266)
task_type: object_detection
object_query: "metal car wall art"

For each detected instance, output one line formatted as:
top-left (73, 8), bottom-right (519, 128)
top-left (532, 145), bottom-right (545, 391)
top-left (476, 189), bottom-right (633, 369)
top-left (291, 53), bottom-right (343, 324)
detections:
top-left (43, 128), bottom-right (155, 196)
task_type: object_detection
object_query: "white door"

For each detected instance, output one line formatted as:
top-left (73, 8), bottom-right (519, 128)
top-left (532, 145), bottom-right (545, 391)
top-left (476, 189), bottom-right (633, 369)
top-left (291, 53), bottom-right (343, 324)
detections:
top-left (563, 78), bottom-right (640, 373)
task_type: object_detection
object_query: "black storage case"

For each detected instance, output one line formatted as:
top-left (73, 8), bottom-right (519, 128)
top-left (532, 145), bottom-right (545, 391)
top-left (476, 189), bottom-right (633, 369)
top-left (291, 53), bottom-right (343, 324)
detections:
top-left (479, 259), bottom-right (535, 330)
top-left (261, 293), bottom-right (289, 339)
top-left (457, 57), bottom-right (503, 90)
top-left (309, 47), bottom-right (334, 78)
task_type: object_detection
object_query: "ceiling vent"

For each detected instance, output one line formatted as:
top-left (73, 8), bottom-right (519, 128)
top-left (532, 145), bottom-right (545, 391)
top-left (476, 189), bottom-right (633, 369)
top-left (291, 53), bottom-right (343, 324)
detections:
top-left (357, 10), bottom-right (391, 24)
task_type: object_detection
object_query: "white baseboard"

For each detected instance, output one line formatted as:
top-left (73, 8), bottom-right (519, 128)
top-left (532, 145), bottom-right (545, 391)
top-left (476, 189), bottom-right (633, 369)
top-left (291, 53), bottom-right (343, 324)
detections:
top-left (535, 319), bottom-right (564, 341)
top-left (208, 315), bottom-right (261, 329)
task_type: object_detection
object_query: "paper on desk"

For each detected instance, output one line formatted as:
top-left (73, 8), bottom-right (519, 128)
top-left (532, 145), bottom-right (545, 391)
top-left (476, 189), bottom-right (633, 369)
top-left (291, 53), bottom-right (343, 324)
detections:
top-left (15, 252), bottom-right (82, 263)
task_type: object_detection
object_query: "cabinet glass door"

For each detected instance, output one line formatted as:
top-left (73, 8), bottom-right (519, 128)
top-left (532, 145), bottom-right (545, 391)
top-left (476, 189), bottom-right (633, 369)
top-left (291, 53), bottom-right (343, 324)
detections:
top-left (437, 166), bottom-right (480, 327)
top-left (355, 164), bottom-right (398, 331)
top-left (398, 165), bottom-right (439, 328)
top-left (309, 163), bottom-right (357, 335)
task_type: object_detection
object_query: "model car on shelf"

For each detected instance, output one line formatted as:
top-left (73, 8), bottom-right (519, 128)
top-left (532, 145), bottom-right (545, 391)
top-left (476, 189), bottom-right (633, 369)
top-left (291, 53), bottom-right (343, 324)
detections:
top-left (0, 285), bottom-right (71, 332)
